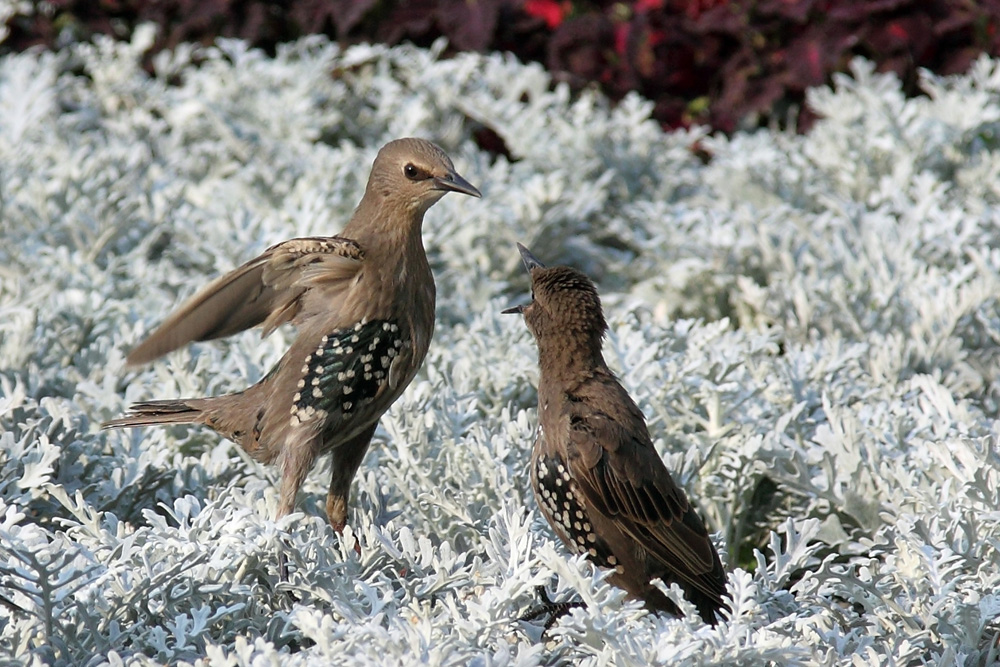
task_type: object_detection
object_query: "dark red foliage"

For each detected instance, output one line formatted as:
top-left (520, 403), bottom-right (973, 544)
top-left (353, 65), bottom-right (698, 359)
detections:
top-left (4, 0), bottom-right (1000, 133)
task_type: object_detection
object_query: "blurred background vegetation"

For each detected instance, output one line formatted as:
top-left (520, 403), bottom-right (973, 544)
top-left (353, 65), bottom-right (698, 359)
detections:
top-left (3, 0), bottom-right (999, 134)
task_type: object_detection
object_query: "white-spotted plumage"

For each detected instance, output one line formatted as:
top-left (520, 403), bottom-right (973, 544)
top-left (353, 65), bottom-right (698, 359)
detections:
top-left (509, 244), bottom-right (728, 623)
top-left (290, 318), bottom-right (404, 425)
top-left (532, 452), bottom-right (616, 570)
top-left (103, 138), bottom-right (481, 535)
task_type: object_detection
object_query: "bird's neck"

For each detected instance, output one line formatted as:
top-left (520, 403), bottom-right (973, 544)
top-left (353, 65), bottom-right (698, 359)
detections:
top-left (340, 195), bottom-right (436, 356)
top-left (344, 196), bottom-right (428, 264)
top-left (536, 335), bottom-right (609, 386)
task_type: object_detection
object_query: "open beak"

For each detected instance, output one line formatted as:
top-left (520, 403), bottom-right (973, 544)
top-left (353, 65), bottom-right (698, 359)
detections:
top-left (515, 242), bottom-right (545, 271)
top-left (433, 171), bottom-right (482, 198)
top-left (502, 243), bottom-right (546, 315)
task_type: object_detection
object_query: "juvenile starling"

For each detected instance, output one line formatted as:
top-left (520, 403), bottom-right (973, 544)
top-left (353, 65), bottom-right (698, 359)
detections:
top-left (503, 244), bottom-right (728, 625)
top-left (103, 138), bottom-right (481, 532)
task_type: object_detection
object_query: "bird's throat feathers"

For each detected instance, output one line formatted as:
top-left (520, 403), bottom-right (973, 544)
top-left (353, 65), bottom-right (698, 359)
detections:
top-left (346, 195), bottom-right (429, 250)
top-left (534, 330), bottom-right (609, 384)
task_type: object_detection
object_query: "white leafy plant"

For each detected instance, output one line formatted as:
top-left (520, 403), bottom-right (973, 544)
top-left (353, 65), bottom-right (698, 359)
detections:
top-left (1, 25), bottom-right (999, 666)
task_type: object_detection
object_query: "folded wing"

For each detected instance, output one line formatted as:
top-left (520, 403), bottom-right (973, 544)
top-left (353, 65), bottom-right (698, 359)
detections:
top-left (567, 398), bottom-right (726, 604)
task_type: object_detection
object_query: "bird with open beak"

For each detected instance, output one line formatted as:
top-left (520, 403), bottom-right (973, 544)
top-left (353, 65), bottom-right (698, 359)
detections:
top-left (503, 243), bottom-right (728, 625)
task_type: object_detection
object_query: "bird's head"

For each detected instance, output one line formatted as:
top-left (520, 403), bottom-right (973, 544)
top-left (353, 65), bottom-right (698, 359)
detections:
top-left (367, 138), bottom-right (481, 216)
top-left (503, 243), bottom-right (607, 348)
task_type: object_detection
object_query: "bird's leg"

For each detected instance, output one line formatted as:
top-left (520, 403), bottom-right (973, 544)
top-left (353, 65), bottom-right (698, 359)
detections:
top-left (277, 551), bottom-right (289, 582)
top-left (519, 585), bottom-right (585, 631)
top-left (326, 424), bottom-right (376, 555)
top-left (277, 442), bottom-right (319, 520)
top-left (273, 444), bottom-right (319, 582)
top-left (275, 550), bottom-right (302, 605)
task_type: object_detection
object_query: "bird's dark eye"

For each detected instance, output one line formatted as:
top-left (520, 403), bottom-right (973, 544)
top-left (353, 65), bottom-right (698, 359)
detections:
top-left (404, 164), bottom-right (420, 180)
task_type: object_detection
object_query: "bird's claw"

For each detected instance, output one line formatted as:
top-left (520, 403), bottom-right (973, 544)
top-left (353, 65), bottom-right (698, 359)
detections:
top-left (519, 586), bottom-right (585, 631)
top-left (332, 522), bottom-right (362, 556)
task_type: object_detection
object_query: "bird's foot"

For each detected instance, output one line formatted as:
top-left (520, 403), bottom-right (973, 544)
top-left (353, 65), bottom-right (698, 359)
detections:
top-left (331, 520), bottom-right (362, 556)
top-left (519, 586), bottom-right (585, 631)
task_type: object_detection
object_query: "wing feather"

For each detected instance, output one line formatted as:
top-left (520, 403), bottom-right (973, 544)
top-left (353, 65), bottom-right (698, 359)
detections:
top-left (566, 388), bottom-right (725, 601)
top-left (126, 236), bottom-right (363, 366)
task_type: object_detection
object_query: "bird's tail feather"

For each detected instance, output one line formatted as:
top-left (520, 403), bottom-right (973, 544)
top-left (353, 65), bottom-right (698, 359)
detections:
top-left (102, 399), bottom-right (206, 429)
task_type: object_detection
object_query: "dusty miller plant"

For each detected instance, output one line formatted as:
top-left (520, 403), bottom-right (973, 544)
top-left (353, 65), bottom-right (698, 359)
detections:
top-left (1, 24), bottom-right (999, 666)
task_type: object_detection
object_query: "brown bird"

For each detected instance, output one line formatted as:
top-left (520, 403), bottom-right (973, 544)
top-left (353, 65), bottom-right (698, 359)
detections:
top-left (503, 243), bottom-right (728, 625)
top-left (104, 138), bottom-right (481, 533)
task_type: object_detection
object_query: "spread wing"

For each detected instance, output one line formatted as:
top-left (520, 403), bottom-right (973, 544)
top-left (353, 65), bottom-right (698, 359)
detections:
top-left (566, 383), bottom-right (726, 604)
top-left (126, 236), bottom-right (364, 366)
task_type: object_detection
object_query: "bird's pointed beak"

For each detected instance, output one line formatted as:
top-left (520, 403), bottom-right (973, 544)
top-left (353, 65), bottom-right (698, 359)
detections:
top-left (502, 243), bottom-right (545, 315)
top-left (515, 242), bottom-right (546, 272)
top-left (433, 171), bottom-right (481, 198)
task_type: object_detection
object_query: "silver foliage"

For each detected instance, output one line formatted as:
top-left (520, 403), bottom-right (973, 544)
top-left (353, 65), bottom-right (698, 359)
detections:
top-left (1, 28), bottom-right (1000, 665)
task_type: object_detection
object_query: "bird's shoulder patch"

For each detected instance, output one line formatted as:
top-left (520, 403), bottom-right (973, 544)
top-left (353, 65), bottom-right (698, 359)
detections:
top-left (266, 236), bottom-right (365, 262)
top-left (562, 398), bottom-right (608, 468)
top-left (289, 318), bottom-right (405, 428)
top-left (260, 237), bottom-right (365, 303)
